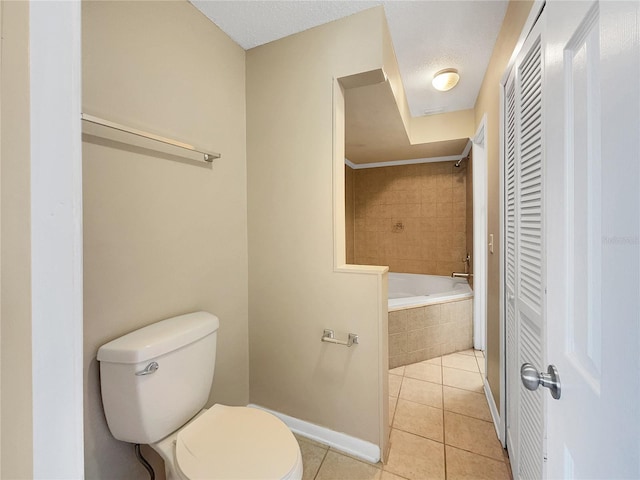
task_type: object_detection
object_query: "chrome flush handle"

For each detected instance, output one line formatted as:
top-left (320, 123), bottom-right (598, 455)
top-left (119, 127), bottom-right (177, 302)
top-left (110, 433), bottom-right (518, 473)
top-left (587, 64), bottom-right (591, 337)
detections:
top-left (135, 361), bottom-right (159, 376)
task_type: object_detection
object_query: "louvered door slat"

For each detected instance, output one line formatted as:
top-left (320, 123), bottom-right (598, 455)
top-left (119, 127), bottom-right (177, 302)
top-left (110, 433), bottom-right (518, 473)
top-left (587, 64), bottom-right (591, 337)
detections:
top-left (514, 30), bottom-right (545, 480)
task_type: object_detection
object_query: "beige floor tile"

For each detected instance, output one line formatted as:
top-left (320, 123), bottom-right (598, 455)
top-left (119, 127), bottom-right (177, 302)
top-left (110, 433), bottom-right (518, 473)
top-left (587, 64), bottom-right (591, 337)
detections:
top-left (315, 451), bottom-right (381, 480)
top-left (441, 353), bottom-right (479, 372)
top-left (425, 356), bottom-right (441, 365)
top-left (474, 349), bottom-right (485, 358)
top-left (445, 446), bottom-right (512, 480)
top-left (442, 367), bottom-right (484, 393)
top-left (385, 429), bottom-right (445, 480)
top-left (399, 377), bottom-right (442, 408)
top-left (380, 471), bottom-right (409, 480)
top-left (389, 374), bottom-right (403, 398)
top-left (443, 386), bottom-right (492, 422)
top-left (392, 399), bottom-right (444, 443)
top-left (297, 437), bottom-right (329, 480)
top-left (457, 349), bottom-right (476, 357)
top-left (404, 361), bottom-right (442, 384)
top-left (477, 357), bottom-right (486, 373)
top-left (295, 433), bottom-right (329, 451)
top-left (390, 366), bottom-right (405, 376)
top-left (390, 396), bottom-right (398, 426)
top-left (444, 411), bottom-right (505, 461)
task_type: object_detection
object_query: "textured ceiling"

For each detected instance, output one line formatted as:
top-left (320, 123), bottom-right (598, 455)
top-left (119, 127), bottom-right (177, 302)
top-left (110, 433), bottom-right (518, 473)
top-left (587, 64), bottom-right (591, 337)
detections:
top-left (191, 0), bottom-right (508, 116)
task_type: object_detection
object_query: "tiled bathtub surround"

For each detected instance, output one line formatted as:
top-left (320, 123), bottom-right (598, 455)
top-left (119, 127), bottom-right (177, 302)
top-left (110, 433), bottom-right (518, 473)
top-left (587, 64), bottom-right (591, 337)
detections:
top-left (345, 160), bottom-right (471, 276)
top-left (389, 299), bottom-right (473, 369)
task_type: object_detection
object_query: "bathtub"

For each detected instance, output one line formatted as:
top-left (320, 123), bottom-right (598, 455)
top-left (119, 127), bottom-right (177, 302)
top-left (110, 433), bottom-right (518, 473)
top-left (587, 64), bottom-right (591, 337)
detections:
top-left (388, 273), bottom-right (473, 311)
top-left (387, 273), bottom-right (474, 368)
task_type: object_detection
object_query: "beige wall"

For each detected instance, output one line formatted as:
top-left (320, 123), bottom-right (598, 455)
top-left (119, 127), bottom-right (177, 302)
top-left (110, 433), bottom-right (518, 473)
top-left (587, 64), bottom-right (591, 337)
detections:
top-left (247, 8), bottom-right (389, 450)
top-left (350, 162), bottom-right (467, 276)
top-left (474, 0), bottom-right (534, 406)
top-left (410, 109), bottom-right (475, 145)
top-left (82, 2), bottom-right (248, 478)
top-left (1, 2), bottom-right (34, 478)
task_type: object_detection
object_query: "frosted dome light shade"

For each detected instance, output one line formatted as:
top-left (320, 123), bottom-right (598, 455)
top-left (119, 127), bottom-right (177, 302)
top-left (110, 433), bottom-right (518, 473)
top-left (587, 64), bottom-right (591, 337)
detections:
top-left (432, 69), bottom-right (460, 92)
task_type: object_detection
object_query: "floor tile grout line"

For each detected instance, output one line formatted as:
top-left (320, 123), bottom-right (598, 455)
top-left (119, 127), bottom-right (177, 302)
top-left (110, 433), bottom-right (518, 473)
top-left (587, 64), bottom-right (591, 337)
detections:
top-left (444, 443), bottom-right (509, 464)
top-left (443, 408), bottom-right (495, 425)
top-left (390, 424), bottom-right (444, 446)
top-left (312, 446), bottom-right (330, 480)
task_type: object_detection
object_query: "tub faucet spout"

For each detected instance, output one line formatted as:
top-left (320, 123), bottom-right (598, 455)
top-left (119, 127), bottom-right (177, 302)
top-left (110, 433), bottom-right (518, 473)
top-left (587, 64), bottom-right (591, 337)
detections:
top-left (452, 272), bottom-right (473, 278)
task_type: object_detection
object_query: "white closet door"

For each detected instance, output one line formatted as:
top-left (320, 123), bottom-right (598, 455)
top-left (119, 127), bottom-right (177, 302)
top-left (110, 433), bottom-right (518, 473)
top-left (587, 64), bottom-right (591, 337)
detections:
top-left (505, 19), bottom-right (546, 480)
top-left (515, 28), bottom-right (545, 480)
top-left (504, 71), bottom-right (519, 473)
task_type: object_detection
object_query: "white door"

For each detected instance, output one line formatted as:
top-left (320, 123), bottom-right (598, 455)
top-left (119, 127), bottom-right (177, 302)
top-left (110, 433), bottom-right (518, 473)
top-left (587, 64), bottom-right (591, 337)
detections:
top-left (504, 19), bottom-right (546, 479)
top-left (544, 1), bottom-right (640, 478)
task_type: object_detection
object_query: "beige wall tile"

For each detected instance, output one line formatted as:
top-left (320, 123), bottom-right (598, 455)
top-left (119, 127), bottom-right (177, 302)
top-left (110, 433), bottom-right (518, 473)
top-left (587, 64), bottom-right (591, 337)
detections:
top-left (389, 332), bottom-right (408, 356)
top-left (389, 310), bottom-right (407, 335)
top-left (389, 354), bottom-right (408, 369)
top-left (406, 305), bottom-right (440, 331)
top-left (406, 347), bottom-right (440, 364)
top-left (436, 201), bottom-right (454, 218)
top-left (351, 161), bottom-right (467, 276)
top-left (407, 328), bottom-right (428, 352)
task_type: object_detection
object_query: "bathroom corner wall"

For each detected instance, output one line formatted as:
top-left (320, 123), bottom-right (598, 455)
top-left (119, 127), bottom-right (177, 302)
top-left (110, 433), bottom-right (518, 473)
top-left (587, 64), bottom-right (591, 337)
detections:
top-left (474, 0), bottom-right (534, 406)
top-left (82, 2), bottom-right (248, 478)
top-left (351, 162), bottom-right (467, 276)
top-left (247, 7), bottom-right (388, 450)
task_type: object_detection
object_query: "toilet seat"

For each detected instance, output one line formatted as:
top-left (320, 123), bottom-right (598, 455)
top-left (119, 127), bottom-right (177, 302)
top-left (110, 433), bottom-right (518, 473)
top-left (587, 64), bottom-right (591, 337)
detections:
top-left (175, 404), bottom-right (302, 480)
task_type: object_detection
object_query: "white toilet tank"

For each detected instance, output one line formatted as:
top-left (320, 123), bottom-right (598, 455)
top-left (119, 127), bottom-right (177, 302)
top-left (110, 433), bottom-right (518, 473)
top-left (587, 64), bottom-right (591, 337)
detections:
top-left (97, 312), bottom-right (219, 444)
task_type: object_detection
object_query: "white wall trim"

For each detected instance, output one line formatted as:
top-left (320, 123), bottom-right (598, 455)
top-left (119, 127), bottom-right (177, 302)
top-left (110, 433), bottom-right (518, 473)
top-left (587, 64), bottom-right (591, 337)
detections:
top-left (483, 377), bottom-right (504, 444)
top-left (472, 115), bottom-right (488, 351)
top-left (500, 0), bottom-right (546, 86)
top-left (248, 404), bottom-right (381, 464)
top-left (29, 1), bottom-right (84, 477)
top-left (345, 142), bottom-right (471, 170)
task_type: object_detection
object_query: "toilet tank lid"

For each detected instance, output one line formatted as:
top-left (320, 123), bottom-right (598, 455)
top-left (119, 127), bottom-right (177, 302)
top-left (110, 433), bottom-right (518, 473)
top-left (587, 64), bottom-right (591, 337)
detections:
top-left (97, 311), bottom-right (219, 364)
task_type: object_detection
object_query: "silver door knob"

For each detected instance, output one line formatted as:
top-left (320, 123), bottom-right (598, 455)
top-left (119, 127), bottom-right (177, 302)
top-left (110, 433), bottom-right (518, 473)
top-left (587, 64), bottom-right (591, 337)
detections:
top-left (520, 363), bottom-right (561, 399)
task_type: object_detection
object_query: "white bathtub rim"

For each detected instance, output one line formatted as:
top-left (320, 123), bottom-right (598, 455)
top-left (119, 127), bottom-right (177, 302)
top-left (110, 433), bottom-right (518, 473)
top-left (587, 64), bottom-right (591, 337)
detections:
top-left (388, 292), bottom-right (474, 312)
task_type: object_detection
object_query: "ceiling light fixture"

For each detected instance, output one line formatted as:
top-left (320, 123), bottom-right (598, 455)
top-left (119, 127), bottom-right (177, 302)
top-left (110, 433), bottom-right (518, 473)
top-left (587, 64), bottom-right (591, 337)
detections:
top-left (432, 68), bottom-right (460, 92)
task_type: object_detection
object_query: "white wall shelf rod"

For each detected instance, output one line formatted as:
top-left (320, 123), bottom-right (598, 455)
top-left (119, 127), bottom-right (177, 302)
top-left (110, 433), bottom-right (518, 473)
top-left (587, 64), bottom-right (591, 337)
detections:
top-left (80, 113), bottom-right (221, 163)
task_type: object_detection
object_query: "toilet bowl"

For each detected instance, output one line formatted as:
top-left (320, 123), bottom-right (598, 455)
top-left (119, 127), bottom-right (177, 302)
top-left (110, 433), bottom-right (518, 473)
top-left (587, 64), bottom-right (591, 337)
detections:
top-left (97, 312), bottom-right (303, 480)
top-left (152, 405), bottom-right (303, 480)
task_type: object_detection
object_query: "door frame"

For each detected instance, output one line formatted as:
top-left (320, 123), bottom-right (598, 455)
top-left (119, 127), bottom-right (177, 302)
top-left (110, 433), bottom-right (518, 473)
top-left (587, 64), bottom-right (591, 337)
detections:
top-left (472, 115), bottom-right (487, 352)
top-left (498, 0), bottom-right (546, 448)
top-left (29, 1), bottom-right (84, 477)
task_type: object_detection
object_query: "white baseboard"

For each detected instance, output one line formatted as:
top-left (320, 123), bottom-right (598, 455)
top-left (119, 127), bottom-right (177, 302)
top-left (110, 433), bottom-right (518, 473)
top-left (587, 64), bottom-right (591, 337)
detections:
top-left (483, 377), bottom-right (504, 445)
top-left (247, 404), bottom-right (381, 464)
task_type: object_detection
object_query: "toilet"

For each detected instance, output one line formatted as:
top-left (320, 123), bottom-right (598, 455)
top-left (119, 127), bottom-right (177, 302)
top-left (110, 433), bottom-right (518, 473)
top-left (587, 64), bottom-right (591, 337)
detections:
top-left (97, 311), bottom-right (303, 480)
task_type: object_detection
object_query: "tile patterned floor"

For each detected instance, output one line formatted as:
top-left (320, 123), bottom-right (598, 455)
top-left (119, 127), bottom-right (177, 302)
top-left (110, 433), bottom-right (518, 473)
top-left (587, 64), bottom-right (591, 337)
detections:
top-left (296, 350), bottom-right (512, 480)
